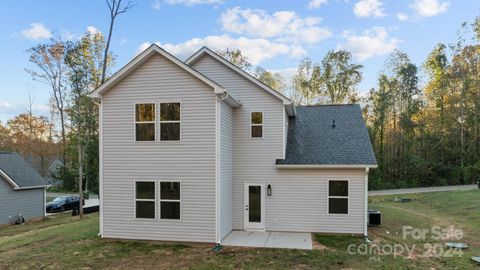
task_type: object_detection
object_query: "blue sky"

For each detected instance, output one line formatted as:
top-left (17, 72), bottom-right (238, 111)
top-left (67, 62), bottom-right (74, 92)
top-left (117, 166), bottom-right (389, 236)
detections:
top-left (0, 0), bottom-right (478, 122)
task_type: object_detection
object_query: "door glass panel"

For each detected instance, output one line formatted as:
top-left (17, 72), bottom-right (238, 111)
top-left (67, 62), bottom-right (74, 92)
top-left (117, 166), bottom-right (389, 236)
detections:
top-left (249, 186), bottom-right (261, 223)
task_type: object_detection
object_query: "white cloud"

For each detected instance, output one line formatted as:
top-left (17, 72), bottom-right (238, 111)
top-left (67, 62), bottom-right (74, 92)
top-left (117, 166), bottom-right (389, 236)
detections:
top-left (21, 23), bottom-right (52, 40)
top-left (136, 35), bottom-right (306, 65)
top-left (164, 0), bottom-right (223, 6)
top-left (152, 0), bottom-right (161, 10)
top-left (337, 27), bottom-right (399, 61)
top-left (0, 101), bottom-right (13, 111)
top-left (397, 13), bottom-right (409, 21)
top-left (410, 0), bottom-right (449, 17)
top-left (220, 7), bottom-right (331, 44)
top-left (0, 100), bottom-right (49, 120)
top-left (353, 0), bottom-right (386, 18)
top-left (136, 42), bottom-right (152, 55)
top-left (86, 26), bottom-right (100, 35)
top-left (308, 0), bottom-right (328, 9)
top-left (62, 30), bottom-right (75, 40)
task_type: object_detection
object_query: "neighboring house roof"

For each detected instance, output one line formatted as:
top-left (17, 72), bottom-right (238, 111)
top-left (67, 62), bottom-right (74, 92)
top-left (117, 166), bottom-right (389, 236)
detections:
top-left (0, 152), bottom-right (49, 189)
top-left (48, 158), bottom-right (63, 175)
top-left (276, 105), bottom-right (377, 168)
top-left (89, 44), bottom-right (241, 107)
top-left (185, 46), bottom-right (296, 117)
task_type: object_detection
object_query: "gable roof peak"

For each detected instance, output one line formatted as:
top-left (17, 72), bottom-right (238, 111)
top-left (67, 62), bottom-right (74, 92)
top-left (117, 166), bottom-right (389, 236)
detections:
top-left (90, 44), bottom-right (227, 98)
top-left (0, 152), bottom-right (49, 189)
top-left (185, 46), bottom-right (295, 116)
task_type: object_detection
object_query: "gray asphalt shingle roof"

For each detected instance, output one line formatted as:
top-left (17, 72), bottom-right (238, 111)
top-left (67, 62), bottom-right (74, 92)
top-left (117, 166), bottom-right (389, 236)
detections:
top-left (0, 151), bottom-right (49, 188)
top-left (276, 104), bottom-right (377, 166)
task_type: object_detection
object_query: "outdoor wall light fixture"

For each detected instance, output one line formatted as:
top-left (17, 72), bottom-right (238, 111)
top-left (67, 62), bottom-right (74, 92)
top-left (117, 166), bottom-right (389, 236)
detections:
top-left (267, 184), bottom-right (272, 196)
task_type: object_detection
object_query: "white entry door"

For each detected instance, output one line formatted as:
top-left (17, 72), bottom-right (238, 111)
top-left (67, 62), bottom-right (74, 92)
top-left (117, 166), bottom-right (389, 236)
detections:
top-left (244, 183), bottom-right (265, 230)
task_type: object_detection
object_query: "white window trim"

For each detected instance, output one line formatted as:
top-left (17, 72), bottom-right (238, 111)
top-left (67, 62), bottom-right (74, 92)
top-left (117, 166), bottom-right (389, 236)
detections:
top-left (134, 102), bottom-right (157, 142)
top-left (250, 111), bottom-right (264, 139)
top-left (134, 180), bottom-right (157, 220)
top-left (327, 179), bottom-right (350, 215)
top-left (159, 181), bottom-right (182, 221)
top-left (159, 101), bottom-right (182, 142)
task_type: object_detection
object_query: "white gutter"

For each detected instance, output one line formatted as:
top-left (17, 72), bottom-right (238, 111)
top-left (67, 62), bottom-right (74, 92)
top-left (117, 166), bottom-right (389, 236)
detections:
top-left (216, 91), bottom-right (242, 108)
top-left (1, 167), bottom-right (50, 190)
top-left (276, 164), bottom-right (378, 169)
top-left (0, 169), bottom-right (19, 188)
top-left (284, 102), bottom-right (296, 117)
top-left (14, 184), bottom-right (51, 190)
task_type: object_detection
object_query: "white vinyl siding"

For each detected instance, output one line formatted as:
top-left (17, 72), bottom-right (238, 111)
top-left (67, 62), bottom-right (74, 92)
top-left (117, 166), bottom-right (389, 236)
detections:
top-left (192, 54), bottom-right (365, 235)
top-left (191, 53), bottom-right (284, 230)
top-left (0, 177), bottom-right (45, 225)
top-left (265, 170), bottom-right (364, 234)
top-left (219, 101), bottom-right (233, 240)
top-left (102, 53), bottom-right (216, 243)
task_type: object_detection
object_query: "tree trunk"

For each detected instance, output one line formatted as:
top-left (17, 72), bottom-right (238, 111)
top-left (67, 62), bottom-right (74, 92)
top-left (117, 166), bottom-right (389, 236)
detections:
top-left (85, 143), bottom-right (89, 193)
top-left (101, 16), bottom-right (115, 84)
top-left (78, 142), bottom-right (84, 219)
top-left (60, 109), bottom-right (66, 164)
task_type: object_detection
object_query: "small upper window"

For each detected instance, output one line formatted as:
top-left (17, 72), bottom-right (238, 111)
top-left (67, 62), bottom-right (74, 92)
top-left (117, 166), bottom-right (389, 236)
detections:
top-left (160, 182), bottom-right (181, 220)
top-left (135, 181), bottom-right (156, 219)
top-left (135, 103), bottom-right (155, 141)
top-left (160, 103), bottom-right (181, 141)
top-left (328, 180), bottom-right (349, 214)
top-left (251, 112), bottom-right (263, 138)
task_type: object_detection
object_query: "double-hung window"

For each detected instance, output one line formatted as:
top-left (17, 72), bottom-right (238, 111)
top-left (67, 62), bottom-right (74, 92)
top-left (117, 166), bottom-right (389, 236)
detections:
top-left (135, 103), bottom-right (156, 141)
top-left (135, 181), bottom-right (156, 219)
top-left (328, 180), bottom-right (349, 214)
top-left (251, 112), bottom-right (263, 138)
top-left (160, 103), bottom-right (181, 141)
top-left (160, 182), bottom-right (181, 220)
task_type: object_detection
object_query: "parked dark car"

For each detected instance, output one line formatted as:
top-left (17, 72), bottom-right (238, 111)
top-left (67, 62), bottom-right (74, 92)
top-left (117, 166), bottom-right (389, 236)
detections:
top-left (46, 196), bottom-right (84, 213)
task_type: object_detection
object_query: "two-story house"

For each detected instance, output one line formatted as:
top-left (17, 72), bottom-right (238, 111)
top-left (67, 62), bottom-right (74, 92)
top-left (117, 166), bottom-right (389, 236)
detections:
top-left (90, 45), bottom-right (377, 245)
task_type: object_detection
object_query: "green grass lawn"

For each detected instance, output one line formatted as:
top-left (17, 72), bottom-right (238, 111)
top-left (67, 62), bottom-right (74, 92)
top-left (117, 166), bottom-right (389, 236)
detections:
top-left (1, 190), bottom-right (479, 269)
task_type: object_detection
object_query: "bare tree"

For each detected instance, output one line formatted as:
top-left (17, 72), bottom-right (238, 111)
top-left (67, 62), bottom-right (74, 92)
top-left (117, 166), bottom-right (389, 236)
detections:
top-left (101, 0), bottom-right (134, 83)
top-left (26, 38), bottom-right (70, 165)
top-left (25, 88), bottom-right (35, 159)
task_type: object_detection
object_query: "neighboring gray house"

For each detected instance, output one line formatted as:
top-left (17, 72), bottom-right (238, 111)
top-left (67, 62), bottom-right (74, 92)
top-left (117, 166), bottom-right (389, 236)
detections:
top-left (90, 45), bottom-right (377, 244)
top-left (0, 152), bottom-right (50, 225)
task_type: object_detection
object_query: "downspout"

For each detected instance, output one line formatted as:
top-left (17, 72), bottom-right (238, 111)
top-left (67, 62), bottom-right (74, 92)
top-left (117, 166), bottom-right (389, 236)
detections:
top-left (364, 167), bottom-right (370, 242)
top-left (44, 187), bottom-right (47, 219)
top-left (214, 93), bottom-right (224, 248)
top-left (92, 98), bottom-right (103, 237)
top-left (212, 91), bottom-right (229, 252)
top-left (99, 99), bottom-right (103, 237)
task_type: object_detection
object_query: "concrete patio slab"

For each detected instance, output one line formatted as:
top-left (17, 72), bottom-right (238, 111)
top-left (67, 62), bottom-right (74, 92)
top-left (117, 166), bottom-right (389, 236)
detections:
top-left (221, 231), bottom-right (270, 248)
top-left (222, 231), bottom-right (312, 250)
top-left (265, 232), bottom-right (312, 250)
